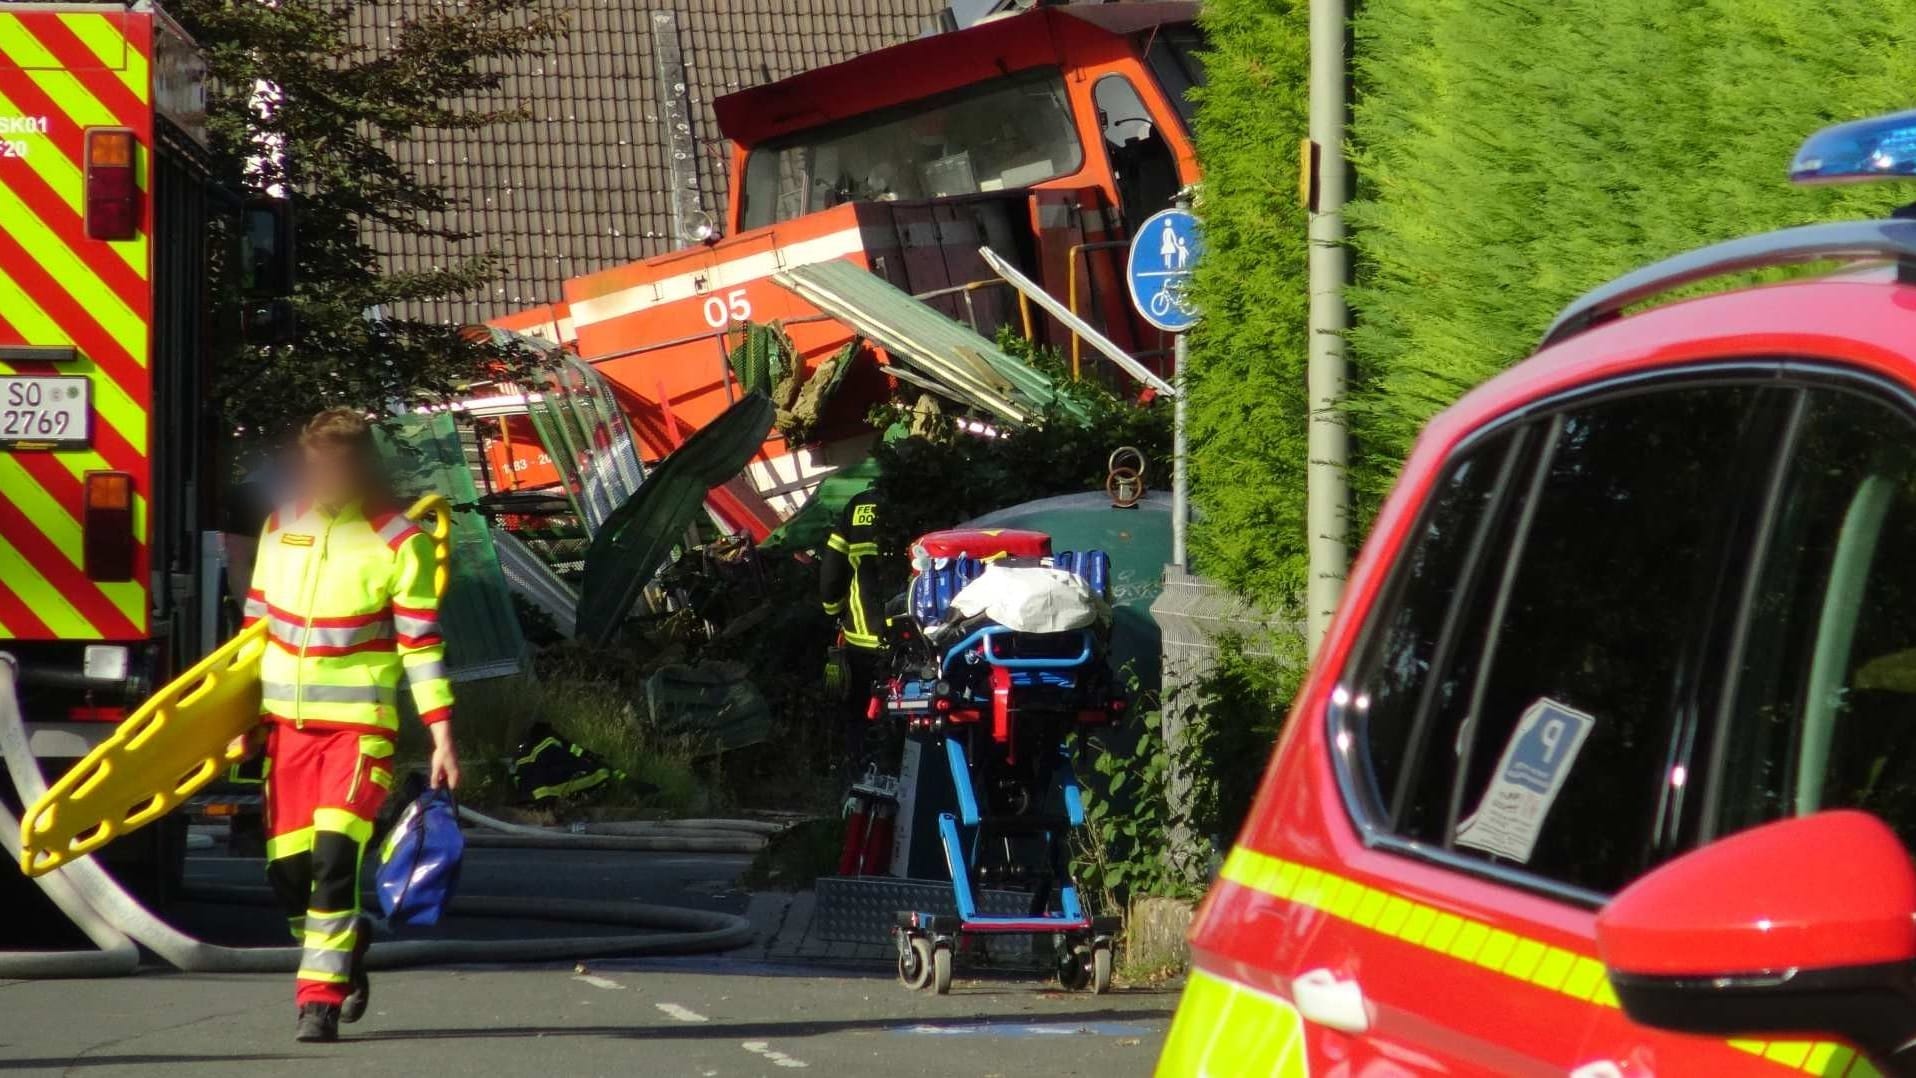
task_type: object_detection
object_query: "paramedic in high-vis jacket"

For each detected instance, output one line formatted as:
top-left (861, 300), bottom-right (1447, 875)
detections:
top-left (243, 408), bottom-right (460, 1043)
top-left (820, 488), bottom-right (886, 772)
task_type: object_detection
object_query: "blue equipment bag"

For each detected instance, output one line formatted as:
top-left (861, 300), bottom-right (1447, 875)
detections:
top-left (375, 788), bottom-right (464, 926)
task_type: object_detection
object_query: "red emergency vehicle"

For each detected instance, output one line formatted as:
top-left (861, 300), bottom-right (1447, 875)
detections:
top-left (1161, 111), bottom-right (1916, 1076)
top-left (0, 1), bottom-right (289, 898)
top-left (495, 3), bottom-right (1205, 534)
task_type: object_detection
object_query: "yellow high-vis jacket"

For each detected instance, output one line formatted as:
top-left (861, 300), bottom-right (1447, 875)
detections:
top-left (243, 499), bottom-right (453, 733)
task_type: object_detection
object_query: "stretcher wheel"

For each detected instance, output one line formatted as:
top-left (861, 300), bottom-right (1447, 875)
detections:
top-left (931, 943), bottom-right (954, 995)
top-left (1090, 944), bottom-right (1113, 995)
top-left (899, 935), bottom-right (934, 991)
top-left (1056, 945), bottom-right (1091, 991)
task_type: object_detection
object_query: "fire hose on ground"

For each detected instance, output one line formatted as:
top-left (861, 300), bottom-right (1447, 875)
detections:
top-left (0, 656), bottom-right (759, 979)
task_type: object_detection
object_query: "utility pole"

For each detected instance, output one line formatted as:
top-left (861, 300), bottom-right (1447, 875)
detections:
top-left (1305, 0), bottom-right (1351, 655)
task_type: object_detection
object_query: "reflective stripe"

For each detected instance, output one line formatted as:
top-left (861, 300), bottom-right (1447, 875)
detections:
top-left (375, 514), bottom-right (419, 548)
top-left (826, 533), bottom-right (850, 553)
top-left (1158, 969), bottom-right (1309, 1078)
top-left (313, 807), bottom-right (375, 844)
top-left (297, 952), bottom-right (353, 981)
top-left (403, 657), bottom-right (448, 683)
top-left (305, 910), bottom-right (355, 937)
top-left (393, 610), bottom-right (439, 640)
top-left (261, 681), bottom-right (397, 705)
top-left (265, 611), bottom-right (394, 651)
top-left (286, 915), bottom-right (306, 942)
top-left (265, 826), bottom-right (314, 862)
top-left (1214, 847), bottom-right (1875, 1076)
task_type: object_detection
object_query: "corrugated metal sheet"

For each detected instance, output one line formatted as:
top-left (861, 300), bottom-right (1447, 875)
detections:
top-left (350, 0), bottom-right (948, 326)
top-left (775, 259), bottom-right (1083, 423)
top-left (377, 414), bottom-right (531, 680)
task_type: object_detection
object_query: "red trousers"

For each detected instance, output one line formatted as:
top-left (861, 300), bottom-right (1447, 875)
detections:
top-left (263, 721), bottom-right (394, 1006)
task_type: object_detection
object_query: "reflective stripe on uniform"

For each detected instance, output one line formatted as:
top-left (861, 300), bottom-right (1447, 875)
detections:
top-left (266, 825), bottom-right (314, 862)
top-left (374, 514), bottom-right (419, 548)
top-left (313, 807), bottom-right (375, 844)
top-left (262, 681), bottom-right (398, 706)
top-left (297, 909), bottom-right (358, 983)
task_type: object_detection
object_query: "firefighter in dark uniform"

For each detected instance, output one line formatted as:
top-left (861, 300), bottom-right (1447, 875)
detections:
top-left (820, 488), bottom-right (886, 773)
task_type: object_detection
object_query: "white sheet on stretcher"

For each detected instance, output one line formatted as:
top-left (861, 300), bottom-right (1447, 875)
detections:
top-left (948, 564), bottom-right (1109, 634)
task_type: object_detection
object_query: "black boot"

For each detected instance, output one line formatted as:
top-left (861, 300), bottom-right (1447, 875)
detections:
top-left (296, 1002), bottom-right (341, 1043)
top-left (340, 916), bottom-right (372, 1024)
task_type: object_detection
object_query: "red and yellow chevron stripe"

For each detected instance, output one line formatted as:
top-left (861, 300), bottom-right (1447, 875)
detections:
top-left (0, 6), bottom-right (154, 641)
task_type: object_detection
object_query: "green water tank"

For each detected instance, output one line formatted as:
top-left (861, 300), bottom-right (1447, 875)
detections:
top-left (967, 491), bottom-right (1172, 693)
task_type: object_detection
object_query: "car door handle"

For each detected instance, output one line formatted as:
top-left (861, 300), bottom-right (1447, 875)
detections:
top-left (1292, 967), bottom-right (1370, 1034)
top-left (1569, 1063), bottom-right (1630, 1078)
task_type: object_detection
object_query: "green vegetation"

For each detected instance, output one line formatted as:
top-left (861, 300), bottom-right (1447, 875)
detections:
top-left (1173, 2), bottom-right (1916, 863)
top-left (396, 667), bottom-right (709, 818)
top-left (1345, 0), bottom-right (1916, 513)
top-left (170, 0), bottom-right (558, 440)
top-left (1182, 0), bottom-right (1312, 608)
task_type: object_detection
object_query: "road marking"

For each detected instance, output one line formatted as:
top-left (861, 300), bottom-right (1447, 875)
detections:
top-left (742, 1040), bottom-right (808, 1068)
top-left (573, 974), bottom-right (625, 991)
top-left (656, 1002), bottom-right (709, 1023)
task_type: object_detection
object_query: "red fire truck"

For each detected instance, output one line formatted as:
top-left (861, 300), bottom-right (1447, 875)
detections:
top-left (0, 1), bottom-right (289, 900)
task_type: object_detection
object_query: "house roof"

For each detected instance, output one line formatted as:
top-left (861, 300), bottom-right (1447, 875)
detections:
top-left (353, 0), bottom-right (948, 327)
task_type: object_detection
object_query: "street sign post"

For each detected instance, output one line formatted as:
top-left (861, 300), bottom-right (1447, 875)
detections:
top-left (1127, 205), bottom-right (1202, 568)
top-left (1126, 207), bottom-right (1202, 333)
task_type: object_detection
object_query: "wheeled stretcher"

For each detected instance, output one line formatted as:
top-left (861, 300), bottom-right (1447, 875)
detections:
top-left (874, 529), bottom-right (1124, 995)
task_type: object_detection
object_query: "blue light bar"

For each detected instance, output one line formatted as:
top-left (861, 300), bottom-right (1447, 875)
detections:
top-left (1791, 108), bottom-right (1916, 185)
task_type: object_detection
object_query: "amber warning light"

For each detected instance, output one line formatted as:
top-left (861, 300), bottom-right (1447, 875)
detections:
top-left (83, 470), bottom-right (135, 581)
top-left (84, 127), bottom-right (138, 240)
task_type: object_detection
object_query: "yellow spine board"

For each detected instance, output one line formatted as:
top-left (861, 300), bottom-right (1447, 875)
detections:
top-left (17, 495), bottom-right (452, 876)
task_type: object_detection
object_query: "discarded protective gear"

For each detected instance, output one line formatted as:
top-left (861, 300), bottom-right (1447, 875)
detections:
top-left (819, 489), bottom-right (886, 650)
top-left (244, 499), bottom-right (453, 734)
top-left (509, 723), bottom-right (623, 803)
top-left (264, 722), bottom-right (392, 1007)
top-left (296, 1001), bottom-right (341, 1043)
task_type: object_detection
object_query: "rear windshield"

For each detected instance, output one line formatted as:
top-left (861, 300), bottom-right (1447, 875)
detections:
top-left (739, 67), bottom-right (1083, 230)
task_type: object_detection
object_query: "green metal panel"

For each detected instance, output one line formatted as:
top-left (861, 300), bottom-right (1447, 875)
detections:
top-left (575, 393), bottom-right (777, 645)
top-left (376, 414), bottom-right (530, 681)
top-left (757, 453), bottom-right (884, 556)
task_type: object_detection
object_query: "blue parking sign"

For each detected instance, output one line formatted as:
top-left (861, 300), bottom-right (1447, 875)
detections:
top-left (1126, 208), bottom-right (1202, 332)
top-left (1454, 698), bottom-right (1595, 864)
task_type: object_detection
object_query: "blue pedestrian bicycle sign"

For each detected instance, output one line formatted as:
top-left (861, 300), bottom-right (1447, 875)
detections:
top-left (1126, 208), bottom-right (1202, 332)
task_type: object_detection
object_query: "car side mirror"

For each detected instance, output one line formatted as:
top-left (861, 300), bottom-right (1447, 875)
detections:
top-left (1597, 811), bottom-right (1916, 1071)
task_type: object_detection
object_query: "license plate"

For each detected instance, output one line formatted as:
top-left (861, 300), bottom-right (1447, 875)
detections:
top-left (0, 376), bottom-right (90, 449)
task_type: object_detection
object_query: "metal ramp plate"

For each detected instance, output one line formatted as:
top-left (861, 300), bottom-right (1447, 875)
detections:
top-left (815, 876), bottom-right (1055, 963)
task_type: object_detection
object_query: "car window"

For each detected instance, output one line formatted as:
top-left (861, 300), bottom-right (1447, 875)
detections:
top-left (1348, 382), bottom-right (1771, 896)
top-left (1712, 386), bottom-right (1916, 847)
top-left (1351, 430), bottom-right (1520, 825)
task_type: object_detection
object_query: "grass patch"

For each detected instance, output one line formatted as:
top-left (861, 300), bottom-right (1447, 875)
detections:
top-left (396, 673), bottom-right (710, 818)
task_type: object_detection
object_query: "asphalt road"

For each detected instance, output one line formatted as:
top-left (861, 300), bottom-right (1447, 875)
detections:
top-left (0, 847), bottom-right (1174, 1077)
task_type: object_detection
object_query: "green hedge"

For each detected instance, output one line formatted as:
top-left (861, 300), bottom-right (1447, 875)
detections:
top-left (1346, 0), bottom-right (1916, 514)
top-left (1184, 0), bottom-right (1312, 609)
top-left (1189, 0), bottom-right (1916, 610)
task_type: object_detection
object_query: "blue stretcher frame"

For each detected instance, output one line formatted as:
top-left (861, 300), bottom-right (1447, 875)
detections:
top-left (914, 734), bottom-right (1091, 935)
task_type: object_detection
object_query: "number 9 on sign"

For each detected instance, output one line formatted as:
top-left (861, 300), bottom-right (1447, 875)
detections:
top-left (702, 288), bottom-right (752, 328)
